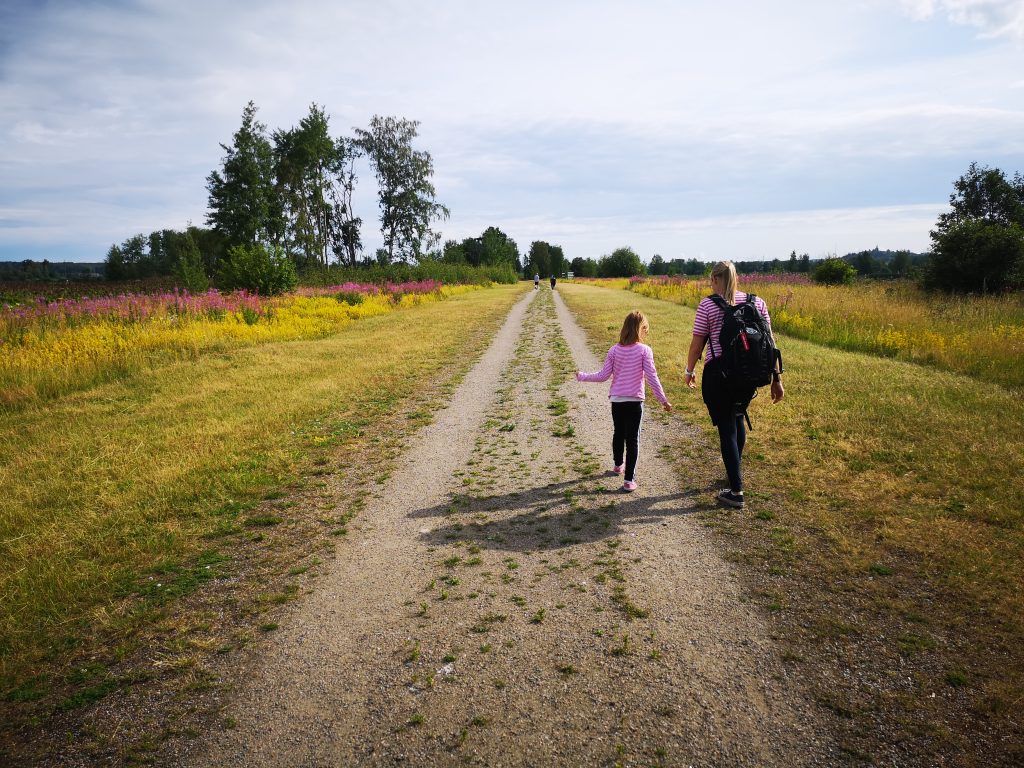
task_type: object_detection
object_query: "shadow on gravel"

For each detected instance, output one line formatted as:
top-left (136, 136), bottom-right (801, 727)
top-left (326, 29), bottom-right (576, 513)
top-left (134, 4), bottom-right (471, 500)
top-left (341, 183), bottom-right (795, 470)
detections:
top-left (412, 475), bottom-right (722, 553)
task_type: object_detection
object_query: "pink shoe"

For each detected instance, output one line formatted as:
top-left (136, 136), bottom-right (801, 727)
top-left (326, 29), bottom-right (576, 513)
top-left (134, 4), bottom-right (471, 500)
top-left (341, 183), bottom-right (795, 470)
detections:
top-left (622, 481), bottom-right (638, 492)
top-left (613, 464), bottom-right (624, 475)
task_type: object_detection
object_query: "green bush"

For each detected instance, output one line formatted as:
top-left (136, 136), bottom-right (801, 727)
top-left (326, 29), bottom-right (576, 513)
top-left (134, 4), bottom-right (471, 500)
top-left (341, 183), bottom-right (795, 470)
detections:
top-left (812, 258), bottom-right (857, 285)
top-left (217, 244), bottom-right (298, 295)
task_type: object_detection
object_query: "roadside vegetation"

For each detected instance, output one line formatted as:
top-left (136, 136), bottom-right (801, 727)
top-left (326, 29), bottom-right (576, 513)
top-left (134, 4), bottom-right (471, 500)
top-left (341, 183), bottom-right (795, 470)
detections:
top-left (0, 284), bottom-right (526, 735)
top-left (560, 281), bottom-right (1024, 764)
top-left (0, 280), bottom-right (476, 408)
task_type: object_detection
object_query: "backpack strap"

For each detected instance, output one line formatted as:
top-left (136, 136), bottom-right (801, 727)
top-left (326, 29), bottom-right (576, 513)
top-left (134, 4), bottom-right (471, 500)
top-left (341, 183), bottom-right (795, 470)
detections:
top-left (706, 294), bottom-right (730, 362)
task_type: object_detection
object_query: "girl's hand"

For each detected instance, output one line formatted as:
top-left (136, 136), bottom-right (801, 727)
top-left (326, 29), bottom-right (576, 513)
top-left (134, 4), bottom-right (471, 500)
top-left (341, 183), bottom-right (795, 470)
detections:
top-left (575, 372), bottom-right (583, 381)
top-left (662, 401), bottom-right (673, 412)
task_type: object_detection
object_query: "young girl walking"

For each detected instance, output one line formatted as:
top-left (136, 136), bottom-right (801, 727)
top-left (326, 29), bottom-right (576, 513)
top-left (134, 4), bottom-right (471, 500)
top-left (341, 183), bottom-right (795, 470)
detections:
top-left (576, 311), bottom-right (672, 492)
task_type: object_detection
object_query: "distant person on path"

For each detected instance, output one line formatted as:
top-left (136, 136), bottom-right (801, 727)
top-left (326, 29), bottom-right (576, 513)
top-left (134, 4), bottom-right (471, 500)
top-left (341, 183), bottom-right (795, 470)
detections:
top-left (534, 273), bottom-right (540, 290)
top-left (550, 275), bottom-right (556, 290)
top-left (577, 311), bottom-right (672, 492)
top-left (684, 260), bottom-right (784, 509)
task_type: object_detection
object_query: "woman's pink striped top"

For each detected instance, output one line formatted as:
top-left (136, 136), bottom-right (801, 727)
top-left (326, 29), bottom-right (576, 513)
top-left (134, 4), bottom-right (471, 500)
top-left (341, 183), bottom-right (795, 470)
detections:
top-left (576, 343), bottom-right (669, 404)
top-left (693, 291), bottom-right (772, 363)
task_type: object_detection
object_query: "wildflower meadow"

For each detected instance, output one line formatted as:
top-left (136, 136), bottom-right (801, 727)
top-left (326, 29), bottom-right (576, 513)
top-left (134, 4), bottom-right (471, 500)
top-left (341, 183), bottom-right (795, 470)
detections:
top-left (0, 280), bottom-right (475, 407)
top-left (625, 275), bottom-right (1024, 388)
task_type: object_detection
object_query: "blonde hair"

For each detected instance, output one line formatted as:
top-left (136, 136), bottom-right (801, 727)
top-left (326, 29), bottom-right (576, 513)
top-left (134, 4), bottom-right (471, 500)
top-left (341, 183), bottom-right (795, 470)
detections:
top-left (619, 311), bottom-right (649, 345)
top-left (711, 260), bottom-right (738, 305)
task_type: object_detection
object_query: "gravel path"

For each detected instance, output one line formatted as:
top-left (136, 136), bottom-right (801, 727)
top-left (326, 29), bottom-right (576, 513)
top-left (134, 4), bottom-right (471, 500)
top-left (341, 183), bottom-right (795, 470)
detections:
top-left (174, 288), bottom-right (837, 767)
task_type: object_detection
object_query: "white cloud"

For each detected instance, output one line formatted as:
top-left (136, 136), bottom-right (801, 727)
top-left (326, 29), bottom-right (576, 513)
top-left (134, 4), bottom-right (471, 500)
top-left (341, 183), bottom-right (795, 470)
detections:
top-left (901, 0), bottom-right (1024, 40)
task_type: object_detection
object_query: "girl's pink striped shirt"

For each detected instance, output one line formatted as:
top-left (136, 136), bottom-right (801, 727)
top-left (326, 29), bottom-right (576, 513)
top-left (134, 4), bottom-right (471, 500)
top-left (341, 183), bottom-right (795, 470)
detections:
top-left (576, 343), bottom-right (669, 404)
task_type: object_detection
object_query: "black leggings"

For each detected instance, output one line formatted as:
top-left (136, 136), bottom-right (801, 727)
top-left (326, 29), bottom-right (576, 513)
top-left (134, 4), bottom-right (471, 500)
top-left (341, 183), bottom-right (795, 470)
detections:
top-left (701, 360), bottom-right (748, 493)
top-left (611, 401), bottom-right (644, 482)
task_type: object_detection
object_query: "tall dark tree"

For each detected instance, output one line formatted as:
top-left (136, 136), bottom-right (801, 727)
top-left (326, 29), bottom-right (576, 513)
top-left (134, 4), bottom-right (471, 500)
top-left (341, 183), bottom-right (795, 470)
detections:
top-left (524, 241), bottom-right (552, 277)
top-left (649, 254), bottom-right (666, 275)
top-left (104, 244), bottom-right (126, 280)
top-left (206, 102), bottom-right (282, 248)
top-left (480, 226), bottom-right (520, 270)
top-left (355, 116), bottom-right (449, 263)
top-left (549, 245), bottom-right (566, 278)
top-left (927, 163), bottom-right (1024, 292)
top-left (274, 104), bottom-right (343, 270)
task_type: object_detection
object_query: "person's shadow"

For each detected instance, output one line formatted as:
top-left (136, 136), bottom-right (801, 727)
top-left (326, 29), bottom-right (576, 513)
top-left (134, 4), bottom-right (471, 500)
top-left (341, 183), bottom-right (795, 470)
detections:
top-left (412, 473), bottom-right (720, 554)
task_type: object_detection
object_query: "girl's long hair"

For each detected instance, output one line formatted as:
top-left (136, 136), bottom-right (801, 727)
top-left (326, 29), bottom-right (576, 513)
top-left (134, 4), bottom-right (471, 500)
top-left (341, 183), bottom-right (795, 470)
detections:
top-left (619, 311), bottom-right (649, 345)
top-left (711, 260), bottom-right (738, 305)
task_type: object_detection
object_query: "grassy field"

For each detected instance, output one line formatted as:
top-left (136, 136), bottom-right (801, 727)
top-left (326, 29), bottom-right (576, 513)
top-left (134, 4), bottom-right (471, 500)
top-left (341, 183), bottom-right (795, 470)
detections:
top-left (628, 275), bottom-right (1024, 388)
top-left (0, 281), bottom-right (474, 407)
top-left (0, 284), bottom-right (526, 705)
top-left (560, 281), bottom-right (1024, 764)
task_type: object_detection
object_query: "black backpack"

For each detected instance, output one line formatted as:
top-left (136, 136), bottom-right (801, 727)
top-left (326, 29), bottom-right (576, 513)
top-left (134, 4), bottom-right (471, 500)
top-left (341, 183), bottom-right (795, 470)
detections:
top-left (709, 294), bottom-right (782, 426)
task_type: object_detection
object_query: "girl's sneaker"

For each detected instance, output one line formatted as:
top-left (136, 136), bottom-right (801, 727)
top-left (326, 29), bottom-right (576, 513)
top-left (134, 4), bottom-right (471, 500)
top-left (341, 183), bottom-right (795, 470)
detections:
top-left (717, 489), bottom-right (744, 508)
top-left (613, 464), bottom-right (624, 475)
top-left (622, 481), bottom-right (638, 492)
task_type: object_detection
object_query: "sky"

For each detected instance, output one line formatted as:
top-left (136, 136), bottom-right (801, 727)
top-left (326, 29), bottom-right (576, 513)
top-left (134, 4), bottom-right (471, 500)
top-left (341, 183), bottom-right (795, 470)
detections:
top-left (1, 0), bottom-right (1023, 265)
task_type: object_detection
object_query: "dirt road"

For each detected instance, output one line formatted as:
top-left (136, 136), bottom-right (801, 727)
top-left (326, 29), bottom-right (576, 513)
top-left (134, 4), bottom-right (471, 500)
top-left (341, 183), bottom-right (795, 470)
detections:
top-left (174, 288), bottom-right (837, 767)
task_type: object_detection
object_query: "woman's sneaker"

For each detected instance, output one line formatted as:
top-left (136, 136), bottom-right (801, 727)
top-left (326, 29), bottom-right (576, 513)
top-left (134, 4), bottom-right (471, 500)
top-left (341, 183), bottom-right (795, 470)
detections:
top-left (613, 464), bottom-right (624, 475)
top-left (622, 481), bottom-right (638, 492)
top-left (717, 489), bottom-right (745, 508)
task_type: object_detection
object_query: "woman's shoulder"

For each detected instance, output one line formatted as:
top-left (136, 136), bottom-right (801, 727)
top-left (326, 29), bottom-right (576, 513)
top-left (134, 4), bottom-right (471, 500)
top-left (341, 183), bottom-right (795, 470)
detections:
top-left (696, 295), bottom-right (717, 310)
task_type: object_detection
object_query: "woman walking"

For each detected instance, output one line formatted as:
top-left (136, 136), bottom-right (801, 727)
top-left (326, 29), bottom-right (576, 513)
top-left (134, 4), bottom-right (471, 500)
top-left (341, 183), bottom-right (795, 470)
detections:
top-left (684, 261), bottom-right (784, 509)
top-left (577, 311), bottom-right (672, 492)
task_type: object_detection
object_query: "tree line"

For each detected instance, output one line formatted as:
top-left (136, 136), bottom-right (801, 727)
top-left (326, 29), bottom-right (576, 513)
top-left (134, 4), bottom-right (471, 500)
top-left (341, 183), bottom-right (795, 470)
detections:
top-left (102, 103), bottom-right (500, 292)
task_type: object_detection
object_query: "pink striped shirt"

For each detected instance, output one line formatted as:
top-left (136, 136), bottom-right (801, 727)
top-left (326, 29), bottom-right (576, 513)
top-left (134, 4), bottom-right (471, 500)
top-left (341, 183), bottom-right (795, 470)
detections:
top-left (693, 291), bottom-right (772, 363)
top-left (576, 343), bottom-right (669, 404)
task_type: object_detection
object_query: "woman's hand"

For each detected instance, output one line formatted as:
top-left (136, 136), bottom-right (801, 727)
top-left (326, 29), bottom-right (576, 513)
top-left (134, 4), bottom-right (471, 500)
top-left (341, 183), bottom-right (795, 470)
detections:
top-left (771, 377), bottom-right (784, 403)
top-left (684, 371), bottom-right (697, 389)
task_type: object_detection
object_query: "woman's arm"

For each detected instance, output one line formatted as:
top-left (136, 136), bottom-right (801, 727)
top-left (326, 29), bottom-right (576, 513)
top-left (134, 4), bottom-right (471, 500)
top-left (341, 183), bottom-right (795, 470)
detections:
top-left (684, 334), bottom-right (707, 389)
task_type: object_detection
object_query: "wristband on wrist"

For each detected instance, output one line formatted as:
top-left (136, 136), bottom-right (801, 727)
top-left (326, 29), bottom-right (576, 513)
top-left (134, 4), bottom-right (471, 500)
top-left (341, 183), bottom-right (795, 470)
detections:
top-left (685, 367), bottom-right (694, 376)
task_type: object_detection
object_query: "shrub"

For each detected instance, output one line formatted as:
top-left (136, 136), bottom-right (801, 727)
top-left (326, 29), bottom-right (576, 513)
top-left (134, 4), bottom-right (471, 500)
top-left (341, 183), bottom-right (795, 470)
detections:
top-left (173, 234), bottom-right (209, 293)
top-left (813, 258), bottom-right (857, 286)
top-left (925, 220), bottom-right (1024, 293)
top-left (217, 244), bottom-right (298, 295)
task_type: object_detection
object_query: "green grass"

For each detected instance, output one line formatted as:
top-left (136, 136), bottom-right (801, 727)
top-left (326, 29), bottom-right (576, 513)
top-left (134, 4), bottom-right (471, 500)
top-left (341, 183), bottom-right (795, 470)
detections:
top-left (560, 281), bottom-right (1024, 758)
top-left (0, 284), bottom-right (526, 693)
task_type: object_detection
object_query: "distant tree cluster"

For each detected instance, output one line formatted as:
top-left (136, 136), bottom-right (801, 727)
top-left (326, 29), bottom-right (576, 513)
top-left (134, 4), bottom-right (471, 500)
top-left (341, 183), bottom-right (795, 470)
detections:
top-left (522, 241), bottom-right (567, 278)
top-left (567, 247), bottom-right (645, 278)
top-left (0, 260), bottom-right (103, 281)
top-left (102, 103), bottom-right (451, 294)
top-left (925, 162), bottom-right (1024, 293)
top-left (104, 226), bottom-right (224, 288)
top-left (440, 227), bottom-right (522, 273)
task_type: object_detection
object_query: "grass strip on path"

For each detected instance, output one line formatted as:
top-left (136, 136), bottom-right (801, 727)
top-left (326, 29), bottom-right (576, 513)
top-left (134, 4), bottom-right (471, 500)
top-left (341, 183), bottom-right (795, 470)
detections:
top-left (0, 285), bottom-right (526, 702)
top-left (559, 281), bottom-right (1024, 767)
